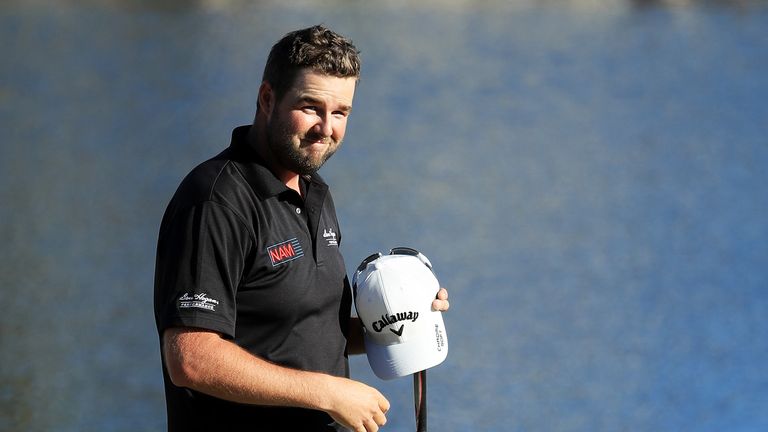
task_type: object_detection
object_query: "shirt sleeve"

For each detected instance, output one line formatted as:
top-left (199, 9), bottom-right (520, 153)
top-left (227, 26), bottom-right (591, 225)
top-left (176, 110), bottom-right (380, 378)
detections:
top-left (154, 200), bottom-right (252, 339)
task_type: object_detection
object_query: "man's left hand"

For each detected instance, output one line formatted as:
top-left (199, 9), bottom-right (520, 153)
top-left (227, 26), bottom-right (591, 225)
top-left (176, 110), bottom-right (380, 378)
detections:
top-left (432, 288), bottom-right (450, 312)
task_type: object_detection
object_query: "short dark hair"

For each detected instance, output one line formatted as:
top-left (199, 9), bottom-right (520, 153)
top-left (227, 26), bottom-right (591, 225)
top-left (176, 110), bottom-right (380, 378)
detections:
top-left (261, 25), bottom-right (361, 106)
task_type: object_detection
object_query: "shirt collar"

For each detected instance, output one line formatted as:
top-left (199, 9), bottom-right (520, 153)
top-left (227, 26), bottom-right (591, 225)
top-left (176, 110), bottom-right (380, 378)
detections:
top-left (227, 125), bottom-right (328, 199)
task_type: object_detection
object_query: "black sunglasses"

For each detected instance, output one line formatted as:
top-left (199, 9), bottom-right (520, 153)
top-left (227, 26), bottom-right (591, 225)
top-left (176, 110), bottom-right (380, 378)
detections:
top-left (389, 247), bottom-right (433, 270)
top-left (353, 247), bottom-right (434, 290)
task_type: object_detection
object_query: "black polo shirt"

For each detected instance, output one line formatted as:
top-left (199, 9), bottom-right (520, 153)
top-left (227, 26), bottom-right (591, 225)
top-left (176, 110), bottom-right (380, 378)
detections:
top-left (154, 126), bottom-right (352, 431)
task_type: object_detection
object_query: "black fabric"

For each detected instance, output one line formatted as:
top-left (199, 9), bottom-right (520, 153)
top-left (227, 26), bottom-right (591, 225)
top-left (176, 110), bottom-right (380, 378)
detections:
top-left (154, 126), bottom-right (352, 431)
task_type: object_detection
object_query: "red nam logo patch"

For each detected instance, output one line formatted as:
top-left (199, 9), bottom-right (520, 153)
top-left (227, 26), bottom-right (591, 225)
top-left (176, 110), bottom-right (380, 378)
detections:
top-left (267, 238), bottom-right (304, 266)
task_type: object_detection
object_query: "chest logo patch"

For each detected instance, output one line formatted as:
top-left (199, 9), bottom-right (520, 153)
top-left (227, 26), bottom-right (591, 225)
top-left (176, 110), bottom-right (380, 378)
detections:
top-left (323, 228), bottom-right (338, 246)
top-left (267, 238), bottom-right (304, 266)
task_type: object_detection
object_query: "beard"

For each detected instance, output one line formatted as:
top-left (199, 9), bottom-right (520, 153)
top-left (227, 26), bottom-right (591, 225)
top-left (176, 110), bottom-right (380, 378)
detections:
top-left (265, 111), bottom-right (341, 176)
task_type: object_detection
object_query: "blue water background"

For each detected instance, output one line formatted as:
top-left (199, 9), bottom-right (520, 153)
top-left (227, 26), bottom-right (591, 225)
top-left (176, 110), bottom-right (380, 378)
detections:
top-left (1, 1), bottom-right (767, 431)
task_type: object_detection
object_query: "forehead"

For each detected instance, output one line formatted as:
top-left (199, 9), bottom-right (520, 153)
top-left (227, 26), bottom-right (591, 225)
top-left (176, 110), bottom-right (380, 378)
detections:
top-left (284, 70), bottom-right (357, 106)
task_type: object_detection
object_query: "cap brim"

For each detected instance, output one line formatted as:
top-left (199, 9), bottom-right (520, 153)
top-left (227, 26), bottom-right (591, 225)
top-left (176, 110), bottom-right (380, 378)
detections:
top-left (364, 311), bottom-right (448, 380)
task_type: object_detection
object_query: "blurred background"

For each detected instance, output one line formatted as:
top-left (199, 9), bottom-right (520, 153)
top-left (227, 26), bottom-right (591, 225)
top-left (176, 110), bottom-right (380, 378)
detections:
top-left (1, 0), bottom-right (767, 430)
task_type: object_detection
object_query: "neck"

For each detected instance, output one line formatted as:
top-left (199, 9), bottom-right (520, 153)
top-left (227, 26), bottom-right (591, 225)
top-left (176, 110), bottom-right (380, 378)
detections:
top-left (248, 119), bottom-right (302, 196)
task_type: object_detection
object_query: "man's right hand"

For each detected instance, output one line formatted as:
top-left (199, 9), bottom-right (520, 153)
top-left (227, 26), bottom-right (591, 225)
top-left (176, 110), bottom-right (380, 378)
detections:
top-left (323, 376), bottom-right (390, 432)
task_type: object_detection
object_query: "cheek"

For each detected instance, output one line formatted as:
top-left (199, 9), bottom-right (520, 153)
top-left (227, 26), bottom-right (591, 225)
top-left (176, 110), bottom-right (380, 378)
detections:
top-left (285, 113), bottom-right (308, 131)
top-left (276, 110), bottom-right (309, 132)
top-left (333, 119), bottom-right (348, 139)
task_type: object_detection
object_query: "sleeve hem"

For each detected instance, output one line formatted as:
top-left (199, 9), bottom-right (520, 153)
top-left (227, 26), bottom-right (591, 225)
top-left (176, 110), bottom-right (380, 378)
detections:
top-left (159, 314), bottom-right (236, 340)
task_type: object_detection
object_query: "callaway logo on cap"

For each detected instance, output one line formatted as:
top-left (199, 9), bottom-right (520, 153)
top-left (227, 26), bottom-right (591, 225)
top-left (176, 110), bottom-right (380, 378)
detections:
top-left (353, 247), bottom-right (448, 380)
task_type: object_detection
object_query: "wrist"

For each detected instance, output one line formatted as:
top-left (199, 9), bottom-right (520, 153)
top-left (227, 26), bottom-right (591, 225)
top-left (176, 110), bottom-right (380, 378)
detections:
top-left (308, 373), bottom-right (338, 414)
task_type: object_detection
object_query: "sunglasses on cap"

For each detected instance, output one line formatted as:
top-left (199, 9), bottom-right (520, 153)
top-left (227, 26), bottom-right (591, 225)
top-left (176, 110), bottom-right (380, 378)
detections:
top-left (353, 247), bottom-right (434, 290)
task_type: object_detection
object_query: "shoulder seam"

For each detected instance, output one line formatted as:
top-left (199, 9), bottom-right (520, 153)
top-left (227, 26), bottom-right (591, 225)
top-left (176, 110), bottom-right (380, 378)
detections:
top-left (208, 160), bottom-right (231, 201)
top-left (204, 199), bottom-right (257, 245)
top-left (204, 161), bottom-right (257, 243)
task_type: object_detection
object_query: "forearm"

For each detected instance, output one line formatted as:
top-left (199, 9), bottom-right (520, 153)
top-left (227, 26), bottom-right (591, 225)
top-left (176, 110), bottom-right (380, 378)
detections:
top-left (163, 327), bottom-right (389, 429)
top-left (163, 327), bottom-right (334, 411)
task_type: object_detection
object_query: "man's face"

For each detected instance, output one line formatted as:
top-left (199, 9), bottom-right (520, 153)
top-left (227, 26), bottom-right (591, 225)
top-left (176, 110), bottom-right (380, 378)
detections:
top-left (265, 70), bottom-right (356, 175)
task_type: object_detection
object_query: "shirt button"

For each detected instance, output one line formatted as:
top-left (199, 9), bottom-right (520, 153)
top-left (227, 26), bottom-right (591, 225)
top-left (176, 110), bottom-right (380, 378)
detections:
top-left (296, 208), bottom-right (302, 214)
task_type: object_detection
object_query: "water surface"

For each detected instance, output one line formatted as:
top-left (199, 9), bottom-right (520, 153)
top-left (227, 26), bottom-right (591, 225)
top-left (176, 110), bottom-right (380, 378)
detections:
top-left (1, 1), bottom-right (767, 431)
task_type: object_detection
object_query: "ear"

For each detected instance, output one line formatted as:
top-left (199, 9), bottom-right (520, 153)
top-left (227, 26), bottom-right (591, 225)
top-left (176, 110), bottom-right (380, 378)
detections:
top-left (258, 82), bottom-right (275, 119)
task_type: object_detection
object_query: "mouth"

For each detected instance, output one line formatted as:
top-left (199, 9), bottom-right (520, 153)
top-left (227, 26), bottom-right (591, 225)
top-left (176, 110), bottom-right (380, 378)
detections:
top-left (301, 137), bottom-right (333, 150)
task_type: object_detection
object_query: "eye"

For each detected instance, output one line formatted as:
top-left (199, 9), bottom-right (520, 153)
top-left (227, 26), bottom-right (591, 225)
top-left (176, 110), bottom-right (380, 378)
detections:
top-left (333, 110), bottom-right (350, 118)
top-left (302, 106), bottom-right (319, 114)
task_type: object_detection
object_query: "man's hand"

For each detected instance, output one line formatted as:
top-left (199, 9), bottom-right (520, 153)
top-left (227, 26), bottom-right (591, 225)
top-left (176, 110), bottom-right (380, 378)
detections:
top-left (323, 377), bottom-right (390, 432)
top-left (432, 287), bottom-right (450, 312)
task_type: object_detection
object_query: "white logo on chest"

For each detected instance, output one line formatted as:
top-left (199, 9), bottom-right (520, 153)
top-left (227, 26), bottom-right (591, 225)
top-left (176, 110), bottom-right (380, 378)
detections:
top-left (323, 228), bottom-right (338, 246)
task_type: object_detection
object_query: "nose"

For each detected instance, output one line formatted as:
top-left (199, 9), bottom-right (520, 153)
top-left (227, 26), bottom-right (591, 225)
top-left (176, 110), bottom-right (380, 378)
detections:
top-left (314, 112), bottom-right (334, 138)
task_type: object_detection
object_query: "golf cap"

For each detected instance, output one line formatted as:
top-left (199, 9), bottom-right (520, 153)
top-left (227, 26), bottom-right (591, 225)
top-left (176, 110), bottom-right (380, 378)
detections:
top-left (353, 248), bottom-right (448, 380)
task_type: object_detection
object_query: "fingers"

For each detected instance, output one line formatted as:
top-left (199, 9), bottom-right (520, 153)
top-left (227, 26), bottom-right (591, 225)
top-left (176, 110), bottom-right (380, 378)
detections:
top-left (373, 409), bottom-right (387, 426)
top-left (364, 415), bottom-right (384, 432)
top-left (371, 391), bottom-right (389, 429)
top-left (436, 287), bottom-right (449, 300)
top-left (432, 287), bottom-right (450, 311)
top-left (353, 419), bottom-right (375, 432)
top-left (352, 407), bottom-right (387, 432)
top-left (379, 395), bottom-right (390, 414)
top-left (327, 378), bottom-right (389, 432)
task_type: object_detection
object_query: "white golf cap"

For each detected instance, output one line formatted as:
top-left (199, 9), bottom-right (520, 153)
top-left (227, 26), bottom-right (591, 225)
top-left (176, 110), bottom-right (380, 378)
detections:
top-left (353, 249), bottom-right (448, 380)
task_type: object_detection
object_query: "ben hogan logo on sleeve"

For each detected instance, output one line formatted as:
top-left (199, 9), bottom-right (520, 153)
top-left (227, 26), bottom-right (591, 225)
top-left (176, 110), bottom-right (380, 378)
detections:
top-left (267, 238), bottom-right (304, 266)
top-left (178, 292), bottom-right (219, 311)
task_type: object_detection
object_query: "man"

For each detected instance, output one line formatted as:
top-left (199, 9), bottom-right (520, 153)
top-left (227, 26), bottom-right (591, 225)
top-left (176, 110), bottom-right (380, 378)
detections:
top-left (154, 25), bottom-right (449, 432)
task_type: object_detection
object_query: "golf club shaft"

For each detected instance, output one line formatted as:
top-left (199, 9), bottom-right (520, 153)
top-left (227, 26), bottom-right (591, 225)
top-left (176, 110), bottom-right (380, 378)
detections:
top-left (414, 370), bottom-right (427, 431)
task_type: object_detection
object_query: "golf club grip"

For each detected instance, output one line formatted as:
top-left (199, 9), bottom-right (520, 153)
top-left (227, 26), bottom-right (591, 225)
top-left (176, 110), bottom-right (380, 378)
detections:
top-left (414, 370), bottom-right (427, 432)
